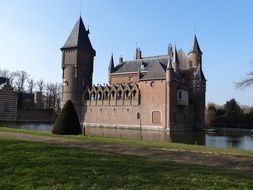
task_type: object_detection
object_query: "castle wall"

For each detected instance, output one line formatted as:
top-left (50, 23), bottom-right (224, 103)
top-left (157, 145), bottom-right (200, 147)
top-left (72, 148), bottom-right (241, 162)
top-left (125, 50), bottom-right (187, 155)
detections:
top-left (0, 84), bottom-right (17, 121)
top-left (83, 105), bottom-right (141, 129)
top-left (110, 73), bottom-right (138, 85)
top-left (138, 80), bottom-right (166, 129)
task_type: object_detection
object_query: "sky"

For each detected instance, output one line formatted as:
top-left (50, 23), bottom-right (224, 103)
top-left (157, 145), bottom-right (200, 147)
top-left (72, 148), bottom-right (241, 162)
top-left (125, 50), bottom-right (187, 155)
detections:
top-left (1, 0), bottom-right (253, 106)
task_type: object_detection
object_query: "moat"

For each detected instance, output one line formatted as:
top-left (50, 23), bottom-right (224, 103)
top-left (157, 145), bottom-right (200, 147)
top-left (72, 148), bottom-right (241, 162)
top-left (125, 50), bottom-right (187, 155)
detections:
top-left (3, 123), bottom-right (253, 151)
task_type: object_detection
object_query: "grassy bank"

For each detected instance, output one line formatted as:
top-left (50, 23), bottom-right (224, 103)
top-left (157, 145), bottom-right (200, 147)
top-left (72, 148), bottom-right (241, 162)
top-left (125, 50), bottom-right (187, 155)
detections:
top-left (0, 137), bottom-right (252, 190)
top-left (0, 127), bottom-right (253, 157)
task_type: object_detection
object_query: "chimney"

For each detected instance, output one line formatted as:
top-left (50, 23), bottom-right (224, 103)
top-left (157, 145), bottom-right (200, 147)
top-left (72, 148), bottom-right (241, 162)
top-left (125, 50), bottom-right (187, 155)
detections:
top-left (119, 56), bottom-right (123, 64)
top-left (135, 48), bottom-right (142, 60)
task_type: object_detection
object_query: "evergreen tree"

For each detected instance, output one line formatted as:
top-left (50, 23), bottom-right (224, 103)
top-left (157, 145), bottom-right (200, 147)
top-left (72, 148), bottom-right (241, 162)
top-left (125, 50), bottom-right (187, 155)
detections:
top-left (52, 100), bottom-right (81, 135)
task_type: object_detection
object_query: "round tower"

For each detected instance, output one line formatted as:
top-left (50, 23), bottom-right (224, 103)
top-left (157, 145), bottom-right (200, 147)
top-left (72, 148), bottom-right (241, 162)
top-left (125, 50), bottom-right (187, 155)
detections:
top-left (61, 17), bottom-right (96, 120)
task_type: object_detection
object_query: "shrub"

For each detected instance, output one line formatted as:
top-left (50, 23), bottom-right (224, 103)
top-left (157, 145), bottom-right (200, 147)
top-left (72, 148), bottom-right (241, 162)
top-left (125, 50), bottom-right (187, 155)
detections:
top-left (52, 100), bottom-right (81, 135)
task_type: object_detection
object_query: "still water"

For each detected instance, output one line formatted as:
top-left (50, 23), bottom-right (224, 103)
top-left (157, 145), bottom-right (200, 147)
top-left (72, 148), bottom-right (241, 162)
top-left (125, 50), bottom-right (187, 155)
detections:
top-left (3, 123), bottom-right (253, 151)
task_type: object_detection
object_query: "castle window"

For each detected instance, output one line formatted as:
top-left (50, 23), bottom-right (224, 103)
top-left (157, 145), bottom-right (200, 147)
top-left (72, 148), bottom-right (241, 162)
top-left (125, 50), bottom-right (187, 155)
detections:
top-left (152, 111), bottom-right (161, 124)
top-left (177, 89), bottom-right (188, 106)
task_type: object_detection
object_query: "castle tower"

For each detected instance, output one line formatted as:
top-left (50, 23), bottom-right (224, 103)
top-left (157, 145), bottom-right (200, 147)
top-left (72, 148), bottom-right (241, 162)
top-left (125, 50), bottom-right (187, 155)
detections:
top-left (188, 35), bottom-right (202, 69)
top-left (190, 36), bottom-right (206, 128)
top-left (61, 17), bottom-right (96, 120)
top-left (166, 57), bottom-right (174, 129)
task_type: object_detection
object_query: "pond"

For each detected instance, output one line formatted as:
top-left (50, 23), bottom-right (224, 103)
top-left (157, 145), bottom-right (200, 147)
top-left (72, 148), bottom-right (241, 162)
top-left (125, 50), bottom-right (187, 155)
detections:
top-left (2, 123), bottom-right (253, 151)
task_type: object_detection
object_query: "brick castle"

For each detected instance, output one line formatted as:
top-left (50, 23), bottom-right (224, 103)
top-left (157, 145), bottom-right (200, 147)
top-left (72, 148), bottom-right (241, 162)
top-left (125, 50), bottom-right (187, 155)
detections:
top-left (61, 17), bottom-right (206, 131)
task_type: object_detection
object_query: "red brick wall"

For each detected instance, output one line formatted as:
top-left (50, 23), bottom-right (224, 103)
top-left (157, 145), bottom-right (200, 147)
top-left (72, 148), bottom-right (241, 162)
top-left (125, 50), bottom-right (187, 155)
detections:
top-left (110, 73), bottom-right (138, 85)
top-left (139, 80), bottom-right (166, 128)
top-left (83, 105), bottom-right (140, 127)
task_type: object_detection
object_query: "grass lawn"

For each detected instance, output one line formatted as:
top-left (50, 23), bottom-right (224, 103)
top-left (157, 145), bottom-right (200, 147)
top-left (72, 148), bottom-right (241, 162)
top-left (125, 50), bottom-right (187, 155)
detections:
top-left (1, 127), bottom-right (253, 157)
top-left (0, 136), bottom-right (253, 190)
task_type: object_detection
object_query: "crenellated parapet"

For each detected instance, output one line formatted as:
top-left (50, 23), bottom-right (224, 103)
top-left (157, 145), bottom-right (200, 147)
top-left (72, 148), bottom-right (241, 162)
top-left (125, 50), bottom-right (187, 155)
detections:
top-left (85, 83), bottom-right (139, 106)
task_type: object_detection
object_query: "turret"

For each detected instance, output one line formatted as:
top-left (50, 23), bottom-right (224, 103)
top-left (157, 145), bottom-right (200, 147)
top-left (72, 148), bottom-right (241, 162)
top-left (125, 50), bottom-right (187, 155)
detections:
top-left (192, 63), bottom-right (206, 129)
top-left (61, 17), bottom-right (96, 120)
top-left (168, 43), bottom-right (173, 57)
top-left (188, 35), bottom-right (202, 69)
top-left (172, 46), bottom-right (179, 72)
top-left (108, 54), bottom-right (114, 73)
top-left (108, 54), bottom-right (114, 84)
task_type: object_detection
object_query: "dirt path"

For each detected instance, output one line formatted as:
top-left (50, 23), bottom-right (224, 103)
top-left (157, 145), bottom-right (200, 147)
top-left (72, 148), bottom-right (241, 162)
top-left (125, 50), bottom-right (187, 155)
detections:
top-left (0, 131), bottom-right (253, 171)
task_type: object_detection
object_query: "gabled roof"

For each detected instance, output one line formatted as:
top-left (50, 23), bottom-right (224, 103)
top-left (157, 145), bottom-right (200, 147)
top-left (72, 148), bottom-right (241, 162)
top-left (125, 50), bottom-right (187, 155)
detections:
top-left (194, 64), bottom-right (206, 81)
top-left (189, 35), bottom-right (202, 54)
top-left (140, 62), bottom-right (166, 81)
top-left (61, 17), bottom-right (96, 55)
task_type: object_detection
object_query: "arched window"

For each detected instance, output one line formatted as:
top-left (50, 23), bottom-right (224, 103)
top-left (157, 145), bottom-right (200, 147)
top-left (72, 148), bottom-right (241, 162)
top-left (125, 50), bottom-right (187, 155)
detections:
top-left (152, 111), bottom-right (161, 124)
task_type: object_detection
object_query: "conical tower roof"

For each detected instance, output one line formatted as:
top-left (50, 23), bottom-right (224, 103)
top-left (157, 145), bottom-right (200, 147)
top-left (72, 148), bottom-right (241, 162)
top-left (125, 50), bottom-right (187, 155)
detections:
top-left (108, 54), bottom-right (114, 72)
top-left (61, 17), bottom-right (96, 55)
top-left (189, 35), bottom-right (202, 54)
top-left (194, 64), bottom-right (206, 81)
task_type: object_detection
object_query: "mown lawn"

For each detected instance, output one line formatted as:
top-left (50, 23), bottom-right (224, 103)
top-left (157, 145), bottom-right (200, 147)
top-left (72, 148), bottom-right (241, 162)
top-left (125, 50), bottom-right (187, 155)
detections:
top-left (1, 127), bottom-right (253, 156)
top-left (0, 137), bottom-right (252, 190)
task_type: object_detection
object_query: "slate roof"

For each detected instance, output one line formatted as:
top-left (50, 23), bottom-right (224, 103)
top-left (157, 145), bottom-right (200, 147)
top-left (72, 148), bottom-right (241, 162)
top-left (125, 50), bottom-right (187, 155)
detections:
top-left (189, 35), bottom-right (202, 54)
top-left (140, 62), bottom-right (166, 81)
top-left (112, 55), bottom-right (169, 74)
top-left (108, 54), bottom-right (114, 72)
top-left (194, 65), bottom-right (206, 81)
top-left (61, 17), bottom-right (96, 55)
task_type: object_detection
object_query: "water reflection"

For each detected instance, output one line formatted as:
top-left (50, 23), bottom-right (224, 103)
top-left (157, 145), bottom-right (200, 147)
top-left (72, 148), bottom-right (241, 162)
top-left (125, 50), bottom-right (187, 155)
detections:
top-left (1, 123), bottom-right (253, 151)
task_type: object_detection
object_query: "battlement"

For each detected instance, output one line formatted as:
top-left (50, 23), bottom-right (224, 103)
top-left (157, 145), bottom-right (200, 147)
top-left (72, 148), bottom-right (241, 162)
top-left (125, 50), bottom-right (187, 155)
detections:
top-left (85, 83), bottom-right (139, 106)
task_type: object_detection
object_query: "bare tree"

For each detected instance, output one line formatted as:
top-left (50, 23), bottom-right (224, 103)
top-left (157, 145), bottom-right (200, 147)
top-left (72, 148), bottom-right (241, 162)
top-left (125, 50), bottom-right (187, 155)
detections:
top-left (0, 68), bottom-right (10, 78)
top-left (235, 71), bottom-right (253, 88)
top-left (27, 78), bottom-right (35, 93)
top-left (36, 79), bottom-right (45, 93)
top-left (0, 69), bottom-right (16, 85)
top-left (14, 70), bottom-right (29, 92)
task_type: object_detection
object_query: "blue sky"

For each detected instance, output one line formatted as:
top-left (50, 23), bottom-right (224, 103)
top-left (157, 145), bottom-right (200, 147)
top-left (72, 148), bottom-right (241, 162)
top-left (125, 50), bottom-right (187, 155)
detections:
top-left (1, 0), bottom-right (253, 105)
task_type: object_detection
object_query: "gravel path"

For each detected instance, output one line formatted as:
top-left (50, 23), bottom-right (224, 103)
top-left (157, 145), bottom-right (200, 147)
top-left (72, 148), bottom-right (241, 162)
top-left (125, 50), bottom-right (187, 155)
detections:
top-left (0, 131), bottom-right (253, 171)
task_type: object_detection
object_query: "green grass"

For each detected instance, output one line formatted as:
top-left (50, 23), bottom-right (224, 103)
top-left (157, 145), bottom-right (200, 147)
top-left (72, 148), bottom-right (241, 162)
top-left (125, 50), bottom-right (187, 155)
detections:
top-left (0, 137), bottom-right (252, 190)
top-left (1, 127), bottom-right (253, 157)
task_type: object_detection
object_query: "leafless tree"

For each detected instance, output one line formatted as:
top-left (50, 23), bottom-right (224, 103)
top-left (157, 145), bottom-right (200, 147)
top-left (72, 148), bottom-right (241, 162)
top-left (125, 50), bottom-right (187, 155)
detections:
top-left (235, 71), bottom-right (253, 88)
top-left (36, 79), bottom-right (45, 93)
top-left (27, 78), bottom-right (35, 93)
top-left (0, 69), bottom-right (16, 85)
top-left (14, 70), bottom-right (29, 92)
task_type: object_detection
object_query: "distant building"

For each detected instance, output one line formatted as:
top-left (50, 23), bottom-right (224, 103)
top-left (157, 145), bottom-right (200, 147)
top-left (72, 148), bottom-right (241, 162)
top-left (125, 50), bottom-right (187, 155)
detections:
top-left (61, 17), bottom-right (206, 131)
top-left (0, 77), bottom-right (17, 121)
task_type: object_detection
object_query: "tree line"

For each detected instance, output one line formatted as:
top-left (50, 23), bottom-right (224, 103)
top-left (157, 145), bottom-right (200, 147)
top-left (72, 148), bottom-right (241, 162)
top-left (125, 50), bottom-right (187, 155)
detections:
top-left (206, 99), bottom-right (253, 128)
top-left (0, 68), bottom-right (61, 110)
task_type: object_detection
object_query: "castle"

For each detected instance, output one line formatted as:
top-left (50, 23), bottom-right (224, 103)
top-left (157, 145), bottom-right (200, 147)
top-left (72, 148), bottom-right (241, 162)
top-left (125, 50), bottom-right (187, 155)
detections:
top-left (61, 17), bottom-right (206, 131)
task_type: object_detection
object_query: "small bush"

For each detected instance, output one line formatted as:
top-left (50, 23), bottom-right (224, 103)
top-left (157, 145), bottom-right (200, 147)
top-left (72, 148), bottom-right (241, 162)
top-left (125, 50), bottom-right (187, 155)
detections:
top-left (52, 100), bottom-right (81, 135)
